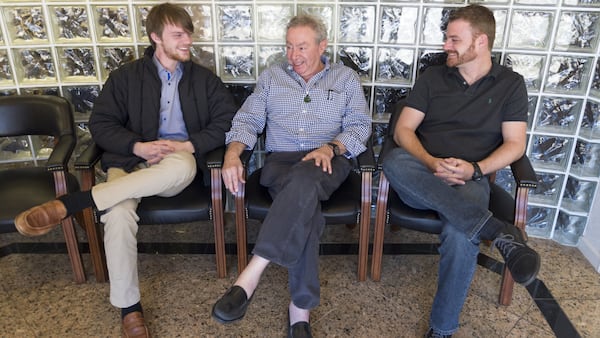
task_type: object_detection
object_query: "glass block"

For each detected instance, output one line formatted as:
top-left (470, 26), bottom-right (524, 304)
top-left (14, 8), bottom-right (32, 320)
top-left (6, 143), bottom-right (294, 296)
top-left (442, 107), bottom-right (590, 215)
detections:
top-left (13, 48), bottom-right (56, 84)
top-left (544, 56), bottom-right (592, 95)
top-left (31, 135), bottom-right (56, 160)
top-left (219, 46), bottom-right (254, 81)
top-left (421, 7), bottom-right (452, 45)
top-left (530, 172), bottom-right (564, 205)
top-left (504, 54), bottom-right (545, 91)
top-left (553, 211), bottom-right (587, 246)
top-left (191, 45), bottom-right (216, 74)
top-left (417, 49), bottom-right (446, 77)
top-left (20, 87), bottom-right (59, 96)
top-left (376, 47), bottom-right (414, 84)
top-left (592, 59), bottom-right (600, 99)
top-left (63, 85), bottom-right (100, 122)
top-left (225, 83), bottom-right (254, 108)
top-left (563, 0), bottom-right (600, 7)
top-left (256, 5), bottom-right (293, 42)
top-left (99, 46), bottom-right (136, 80)
top-left (492, 9), bottom-right (508, 49)
top-left (0, 89), bottom-right (17, 96)
top-left (534, 97), bottom-right (582, 135)
top-left (50, 5), bottom-right (91, 43)
top-left (0, 136), bottom-right (33, 162)
top-left (93, 6), bottom-right (132, 42)
top-left (580, 100), bottom-right (600, 139)
top-left (57, 47), bottom-right (97, 83)
top-left (554, 11), bottom-right (600, 52)
top-left (494, 168), bottom-right (516, 195)
top-left (527, 96), bottom-right (538, 131)
top-left (182, 5), bottom-right (213, 42)
top-left (0, 50), bottom-right (14, 86)
top-left (379, 6), bottom-right (418, 45)
top-left (561, 176), bottom-right (596, 213)
top-left (373, 86), bottom-right (410, 122)
top-left (423, 0), bottom-right (463, 3)
top-left (338, 5), bottom-right (375, 43)
top-left (134, 5), bottom-right (152, 43)
top-left (74, 122), bottom-right (93, 159)
top-left (297, 5), bottom-right (334, 39)
top-left (258, 46), bottom-right (285, 75)
top-left (571, 139), bottom-right (600, 177)
top-left (515, 0), bottom-right (558, 3)
top-left (217, 5), bottom-right (252, 41)
top-left (508, 10), bottom-right (553, 50)
top-left (529, 135), bottom-right (573, 171)
top-left (526, 206), bottom-right (555, 238)
top-left (371, 122), bottom-right (389, 159)
top-left (338, 46), bottom-right (372, 81)
top-left (2, 6), bottom-right (49, 44)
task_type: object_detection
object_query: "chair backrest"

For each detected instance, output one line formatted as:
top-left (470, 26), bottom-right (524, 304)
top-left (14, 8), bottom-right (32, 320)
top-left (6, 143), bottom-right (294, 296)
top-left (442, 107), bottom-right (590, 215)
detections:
top-left (0, 95), bottom-right (75, 139)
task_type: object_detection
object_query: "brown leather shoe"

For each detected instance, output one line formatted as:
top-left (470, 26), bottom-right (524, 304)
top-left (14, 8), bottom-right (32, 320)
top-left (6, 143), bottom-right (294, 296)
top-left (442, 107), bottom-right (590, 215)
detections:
top-left (122, 311), bottom-right (151, 338)
top-left (15, 200), bottom-right (67, 237)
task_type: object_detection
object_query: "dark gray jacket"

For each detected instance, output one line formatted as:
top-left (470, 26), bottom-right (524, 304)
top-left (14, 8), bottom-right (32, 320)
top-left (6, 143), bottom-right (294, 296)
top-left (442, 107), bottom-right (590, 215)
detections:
top-left (89, 46), bottom-right (237, 181)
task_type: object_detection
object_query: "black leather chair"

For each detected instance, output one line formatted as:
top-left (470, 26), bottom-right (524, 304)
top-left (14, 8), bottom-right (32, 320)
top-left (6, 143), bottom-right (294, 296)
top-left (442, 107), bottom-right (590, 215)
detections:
top-left (234, 142), bottom-right (375, 281)
top-left (371, 103), bottom-right (537, 305)
top-left (75, 144), bottom-right (228, 282)
top-left (0, 95), bottom-right (89, 283)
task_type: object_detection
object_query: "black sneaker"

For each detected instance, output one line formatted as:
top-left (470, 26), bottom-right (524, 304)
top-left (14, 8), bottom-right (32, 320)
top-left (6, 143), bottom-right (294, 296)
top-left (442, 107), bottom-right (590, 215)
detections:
top-left (493, 225), bottom-right (540, 286)
top-left (425, 328), bottom-right (452, 338)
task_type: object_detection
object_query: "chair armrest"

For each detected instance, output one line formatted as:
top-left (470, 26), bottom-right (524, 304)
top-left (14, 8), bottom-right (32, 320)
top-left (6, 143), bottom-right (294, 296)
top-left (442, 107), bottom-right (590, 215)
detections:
top-left (74, 142), bottom-right (103, 170)
top-left (356, 142), bottom-right (376, 173)
top-left (206, 146), bottom-right (225, 169)
top-left (376, 135), bottom-right (397, 171)
top-left (510, 155), bottom-right (537, 189)
top-left (47, 134), bottom-right (76, 171)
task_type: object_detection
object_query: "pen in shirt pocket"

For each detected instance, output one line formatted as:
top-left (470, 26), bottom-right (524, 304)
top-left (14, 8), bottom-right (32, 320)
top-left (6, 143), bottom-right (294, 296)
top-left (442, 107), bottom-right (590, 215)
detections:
top-left (327, 89), bottom-right (339, 100)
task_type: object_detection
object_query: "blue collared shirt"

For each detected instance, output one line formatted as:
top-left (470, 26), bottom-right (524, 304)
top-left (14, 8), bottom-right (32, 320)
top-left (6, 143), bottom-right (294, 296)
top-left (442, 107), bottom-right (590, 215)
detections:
top-left (154, 57), bottom-right (188, 141)
top-left (226, 56), bottom-right (371, 157)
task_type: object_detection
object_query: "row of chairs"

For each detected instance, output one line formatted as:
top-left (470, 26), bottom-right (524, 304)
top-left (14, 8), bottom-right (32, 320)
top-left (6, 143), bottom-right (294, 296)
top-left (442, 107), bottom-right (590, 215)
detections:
top-left (0, 95), bottom-right (537, 306)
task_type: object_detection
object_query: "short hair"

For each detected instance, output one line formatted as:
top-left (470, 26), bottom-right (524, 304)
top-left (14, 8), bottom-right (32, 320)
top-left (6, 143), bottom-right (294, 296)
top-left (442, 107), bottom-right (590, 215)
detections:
top-left (146, 3), bottom-right (194, 48)
top-left (448, 5), bottom-right (495, 50)
top-left (287, 14), bottom-right (328, 43)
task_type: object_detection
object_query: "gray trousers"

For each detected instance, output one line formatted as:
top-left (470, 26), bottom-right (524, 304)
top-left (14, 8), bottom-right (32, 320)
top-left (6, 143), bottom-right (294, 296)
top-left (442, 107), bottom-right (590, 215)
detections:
top-left (252, 151), bottom-right (352, 310)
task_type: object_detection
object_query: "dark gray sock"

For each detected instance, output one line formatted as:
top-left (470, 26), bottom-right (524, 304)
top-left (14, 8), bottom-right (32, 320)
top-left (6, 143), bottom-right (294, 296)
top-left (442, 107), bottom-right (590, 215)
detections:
top-left (479, 216), bottom-right (505, 241)
top-left (57, 191), bottom-right (95, 216)
top-left (121, 302), bottom-right (143, 319)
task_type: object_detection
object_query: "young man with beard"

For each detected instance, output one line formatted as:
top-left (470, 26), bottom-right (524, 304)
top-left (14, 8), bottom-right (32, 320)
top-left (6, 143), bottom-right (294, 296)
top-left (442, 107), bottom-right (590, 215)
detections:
top-left (381, 5), bottom-right (540, 337)
top-left (211, 14), bottom-right (371, 338)
top-left (14, 3), bottom-right (236, 336)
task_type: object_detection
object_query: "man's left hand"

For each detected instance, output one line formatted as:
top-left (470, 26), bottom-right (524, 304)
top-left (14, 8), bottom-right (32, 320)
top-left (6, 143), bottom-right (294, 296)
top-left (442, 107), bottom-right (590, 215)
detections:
top-left (433, 157), bottom-right (473, 185)
top-left (302, 146), bottom-right (335, 174)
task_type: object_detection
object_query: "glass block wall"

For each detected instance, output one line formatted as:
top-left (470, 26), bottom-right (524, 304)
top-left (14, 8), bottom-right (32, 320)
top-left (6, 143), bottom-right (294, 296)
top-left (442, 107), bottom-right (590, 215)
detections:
top-left (0, 0), bottom-right (599, 247)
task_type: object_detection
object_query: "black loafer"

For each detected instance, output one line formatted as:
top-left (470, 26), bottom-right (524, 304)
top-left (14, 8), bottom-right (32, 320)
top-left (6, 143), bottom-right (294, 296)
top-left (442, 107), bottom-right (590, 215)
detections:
top-left (212, 286), bottom-right (253, 324)
top-left (288, 321), bottom-right (312, 338)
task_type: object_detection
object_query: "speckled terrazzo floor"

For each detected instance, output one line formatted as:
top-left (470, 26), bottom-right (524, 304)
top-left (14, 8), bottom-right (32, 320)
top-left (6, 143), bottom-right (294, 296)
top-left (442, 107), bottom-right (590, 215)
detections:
top-left (0, 213), bottom-right (598, 337)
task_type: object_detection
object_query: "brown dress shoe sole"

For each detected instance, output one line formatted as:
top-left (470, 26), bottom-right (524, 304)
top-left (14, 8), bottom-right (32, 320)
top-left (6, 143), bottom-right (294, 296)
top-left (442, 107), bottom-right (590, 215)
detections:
top-left (14, 200), bottom-right (67, 237)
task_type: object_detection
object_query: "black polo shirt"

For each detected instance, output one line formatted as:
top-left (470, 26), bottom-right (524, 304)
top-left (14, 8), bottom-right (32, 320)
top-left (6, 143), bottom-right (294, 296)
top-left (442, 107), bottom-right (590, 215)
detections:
top-left (406, 63), bottom-right (528, 162)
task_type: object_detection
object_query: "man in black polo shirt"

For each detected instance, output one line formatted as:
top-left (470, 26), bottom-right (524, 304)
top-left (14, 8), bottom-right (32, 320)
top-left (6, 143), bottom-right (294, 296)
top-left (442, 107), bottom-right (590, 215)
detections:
top-left (382, 5), bottom-right (540, 338)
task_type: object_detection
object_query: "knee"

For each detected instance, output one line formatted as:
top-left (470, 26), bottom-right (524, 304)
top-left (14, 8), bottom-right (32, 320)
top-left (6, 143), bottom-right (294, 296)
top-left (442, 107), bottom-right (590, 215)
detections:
top-left (169, 151), bottom-right (197, 180)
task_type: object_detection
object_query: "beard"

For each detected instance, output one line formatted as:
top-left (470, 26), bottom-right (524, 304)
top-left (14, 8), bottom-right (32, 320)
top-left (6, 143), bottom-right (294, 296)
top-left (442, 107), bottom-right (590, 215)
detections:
top-left (446, 43), bottom-right (477, 67)
top-left (165, 47), bottom-right (191, 62)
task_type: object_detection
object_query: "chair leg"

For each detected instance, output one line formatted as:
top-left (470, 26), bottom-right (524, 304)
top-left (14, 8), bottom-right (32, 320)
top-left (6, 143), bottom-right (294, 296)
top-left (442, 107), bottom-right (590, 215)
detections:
top-left (78, 168), bottom-right (108, 282)
top-left (61, 216), bottom-right (86, 283)
top-left (211, 168), bottom-right (227, 278)
top-left (235, 185), bottom-right (248, 274)
top-left (371, 173), bottom-right (390, 281)
top-left (357, 171), bottom-right (372, 281)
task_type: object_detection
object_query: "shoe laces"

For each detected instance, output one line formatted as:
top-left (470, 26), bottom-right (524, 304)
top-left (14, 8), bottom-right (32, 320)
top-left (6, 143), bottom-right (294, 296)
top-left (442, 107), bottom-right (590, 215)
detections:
top-left (492, 233), bottom-right (525, 259)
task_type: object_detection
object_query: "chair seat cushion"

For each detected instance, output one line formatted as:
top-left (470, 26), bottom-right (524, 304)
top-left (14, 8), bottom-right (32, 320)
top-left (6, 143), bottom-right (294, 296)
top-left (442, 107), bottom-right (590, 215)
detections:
top-left (387, 182), bottom-right (515, 234)
top-left (0, 167), bottom-right (80, 231)
top-left (137, 175), bottom-right (212, 225)
top-left (246, 168), bottom-right (361, 225)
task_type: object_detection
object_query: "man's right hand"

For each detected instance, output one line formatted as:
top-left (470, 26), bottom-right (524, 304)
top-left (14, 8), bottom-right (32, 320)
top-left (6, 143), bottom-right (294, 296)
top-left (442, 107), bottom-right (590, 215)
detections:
top-left (133, 140), bottom-right (176, 165)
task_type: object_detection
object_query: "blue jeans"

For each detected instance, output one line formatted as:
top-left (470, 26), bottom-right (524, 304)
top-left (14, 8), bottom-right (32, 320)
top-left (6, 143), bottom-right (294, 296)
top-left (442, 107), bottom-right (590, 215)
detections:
top-left (382, 148), bottom-right (491, 335)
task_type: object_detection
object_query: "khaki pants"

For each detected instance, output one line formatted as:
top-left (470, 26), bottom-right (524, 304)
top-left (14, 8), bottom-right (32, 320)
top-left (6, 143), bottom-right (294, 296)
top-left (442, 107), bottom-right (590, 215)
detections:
top-left (92, 151), bottom-right (196, 308)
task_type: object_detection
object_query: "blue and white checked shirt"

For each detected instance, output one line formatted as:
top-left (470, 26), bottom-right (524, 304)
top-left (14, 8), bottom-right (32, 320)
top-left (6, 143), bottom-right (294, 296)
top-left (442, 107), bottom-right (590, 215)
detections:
top-left (226, 56), bottom-right (371, 158)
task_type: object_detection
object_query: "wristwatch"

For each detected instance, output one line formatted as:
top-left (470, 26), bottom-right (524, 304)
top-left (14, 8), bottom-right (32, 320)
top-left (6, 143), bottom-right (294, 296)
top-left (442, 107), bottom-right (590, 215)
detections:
top-left (327, 142), bottom-right (341, 156)
top-left (471, 162), bottom-right (483, 181)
